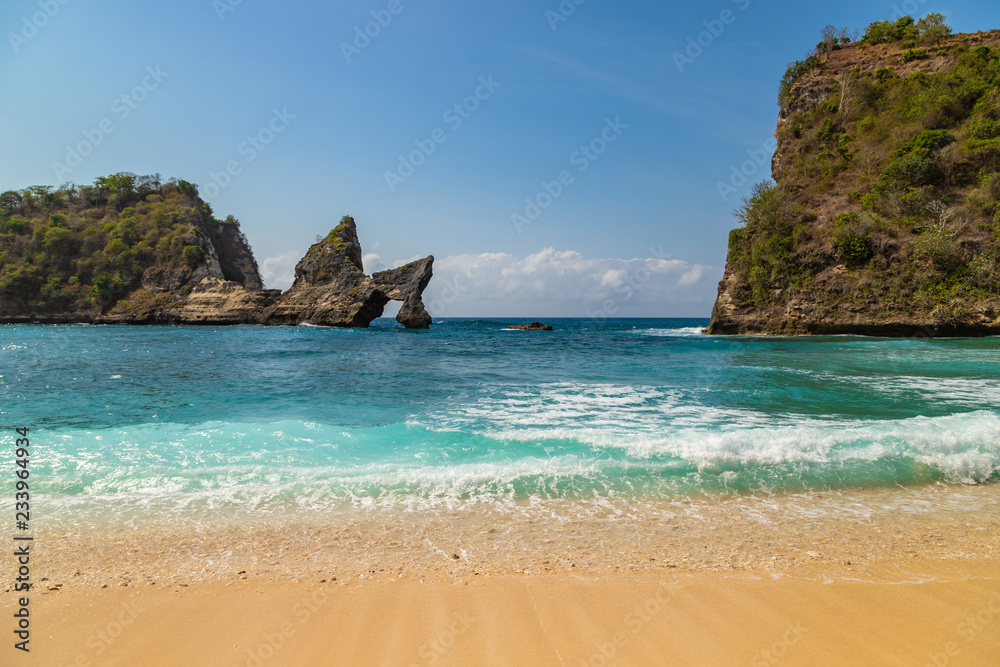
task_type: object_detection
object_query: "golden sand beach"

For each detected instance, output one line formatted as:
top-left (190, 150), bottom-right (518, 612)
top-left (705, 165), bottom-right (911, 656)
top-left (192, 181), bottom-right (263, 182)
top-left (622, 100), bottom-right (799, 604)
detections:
top-left (4, 483), bottom-right (1000, 666)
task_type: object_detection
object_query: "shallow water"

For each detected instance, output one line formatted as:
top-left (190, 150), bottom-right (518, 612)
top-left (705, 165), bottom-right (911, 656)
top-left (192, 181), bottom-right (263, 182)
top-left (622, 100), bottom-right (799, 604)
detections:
top-left (2, 318), bottom-right (998, 519)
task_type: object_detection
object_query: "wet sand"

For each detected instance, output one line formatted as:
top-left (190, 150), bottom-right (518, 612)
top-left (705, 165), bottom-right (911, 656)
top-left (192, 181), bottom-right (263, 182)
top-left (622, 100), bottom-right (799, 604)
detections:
top-left (4, 483), bottom-right (1000, 665)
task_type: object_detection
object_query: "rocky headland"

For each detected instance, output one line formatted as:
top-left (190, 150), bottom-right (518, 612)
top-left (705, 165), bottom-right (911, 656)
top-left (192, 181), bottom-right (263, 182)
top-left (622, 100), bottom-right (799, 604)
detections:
top-left (708, 19), bottom-right (1000, 336)
top-left (0, 175), bottom-right (433, 328)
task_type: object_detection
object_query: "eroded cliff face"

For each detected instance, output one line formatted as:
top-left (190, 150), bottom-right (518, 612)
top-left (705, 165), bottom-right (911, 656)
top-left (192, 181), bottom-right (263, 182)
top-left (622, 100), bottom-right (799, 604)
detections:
top-left (260, 217), bottom-right (434, 329)
top-left (215, 223), bottom-right (264, 291)
top-left (97, 278), bottom-right (281, 325)
top-left (178, 279), bottom-right (280, 325)
top-left (708, 30), bottom-right (1000, 337)
top-left (98, 216), bottom-right (276, 325)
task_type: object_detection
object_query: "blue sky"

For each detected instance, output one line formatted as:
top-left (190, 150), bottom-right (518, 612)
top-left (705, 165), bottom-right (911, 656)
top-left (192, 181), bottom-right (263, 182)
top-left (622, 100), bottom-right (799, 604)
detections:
top-left (2, 0), bottom-right (999, 317)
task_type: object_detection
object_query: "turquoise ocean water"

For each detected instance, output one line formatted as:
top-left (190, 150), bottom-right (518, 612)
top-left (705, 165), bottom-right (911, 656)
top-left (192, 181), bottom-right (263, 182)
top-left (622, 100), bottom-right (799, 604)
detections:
top-left (1, 319), bottom-right (998, 520)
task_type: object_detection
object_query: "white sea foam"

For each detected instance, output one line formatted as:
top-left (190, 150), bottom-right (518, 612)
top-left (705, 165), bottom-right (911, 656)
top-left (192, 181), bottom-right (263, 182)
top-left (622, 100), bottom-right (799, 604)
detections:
top-left (856, 375), bottom-right (1000, 406)
top-left (423, 382), bottom-right (769, 434)
top-left (40, 416), bottom-right (1000, 519)
top-left (23, 388), bottom-right (1000, 518)
top-left (418, 382), bottom-right (1000, 485)
top-left (632, 327), bottom-right (707, 337)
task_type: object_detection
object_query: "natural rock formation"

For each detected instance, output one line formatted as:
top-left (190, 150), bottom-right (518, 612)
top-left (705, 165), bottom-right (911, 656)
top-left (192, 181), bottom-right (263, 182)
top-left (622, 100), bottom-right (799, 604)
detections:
top-left (506, 322), bottom-right (554, 331)
top-left (260, 217), bottom-right (434, 328)
top-left (372, 257), bottom-right (434, 329)
top-left (708, 27), bottom-right (1000, 337)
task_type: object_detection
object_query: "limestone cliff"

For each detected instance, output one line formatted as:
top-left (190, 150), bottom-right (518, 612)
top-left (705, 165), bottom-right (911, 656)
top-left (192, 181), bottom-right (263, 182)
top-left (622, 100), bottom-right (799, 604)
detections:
top-left (707, 27), bottom-right (1000, 336)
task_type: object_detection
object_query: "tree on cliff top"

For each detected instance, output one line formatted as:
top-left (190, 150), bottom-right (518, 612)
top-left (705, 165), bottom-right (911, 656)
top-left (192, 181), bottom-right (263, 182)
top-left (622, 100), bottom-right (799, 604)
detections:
top-left (917, 13), bottom-right (952, 46)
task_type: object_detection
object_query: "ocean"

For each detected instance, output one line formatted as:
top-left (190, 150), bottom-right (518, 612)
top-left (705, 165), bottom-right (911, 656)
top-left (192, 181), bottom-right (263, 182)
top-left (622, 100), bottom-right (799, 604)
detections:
top-left (2, 318), bottom-right (998, 523)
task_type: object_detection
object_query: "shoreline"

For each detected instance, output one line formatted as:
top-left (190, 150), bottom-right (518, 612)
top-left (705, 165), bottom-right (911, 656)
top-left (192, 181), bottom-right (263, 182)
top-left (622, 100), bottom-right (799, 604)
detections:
top-left (4, 482), bottom-right (1000, 665)
top-left (18, 482), bottom-right (1000, 589)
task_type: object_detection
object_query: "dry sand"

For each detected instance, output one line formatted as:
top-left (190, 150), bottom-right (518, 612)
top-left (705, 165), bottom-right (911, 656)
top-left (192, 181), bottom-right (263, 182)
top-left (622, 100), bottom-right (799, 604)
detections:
top-left (4, 483), bottom-right (1000, 666)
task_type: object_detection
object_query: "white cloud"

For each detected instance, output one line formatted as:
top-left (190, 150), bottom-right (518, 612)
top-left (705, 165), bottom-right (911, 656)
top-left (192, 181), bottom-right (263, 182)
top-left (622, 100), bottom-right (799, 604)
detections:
top-left (390, 255), bottom-right (427, 269)
top-left (362, 253), bottom-right (386, 272)
top-left (679, 264), bottom-right (706, 287)
top-left (364, 253), bottom-right (430, 274)
top-left (423, 247), bottom-right (720, 318)
top-left (600, 269), bottom-right (627, 286)
top-left (259, 252), bottom-right (299, 291)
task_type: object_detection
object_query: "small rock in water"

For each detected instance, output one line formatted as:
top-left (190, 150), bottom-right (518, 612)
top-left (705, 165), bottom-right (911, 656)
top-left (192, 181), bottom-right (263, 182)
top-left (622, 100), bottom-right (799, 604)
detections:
top-left (506, 321), bottom-right (554, 331)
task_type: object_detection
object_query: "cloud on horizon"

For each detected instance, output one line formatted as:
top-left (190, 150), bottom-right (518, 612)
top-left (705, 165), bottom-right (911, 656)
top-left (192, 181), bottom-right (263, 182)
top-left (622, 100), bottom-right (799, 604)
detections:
top-left (426, 248), bottom-right (717, 318)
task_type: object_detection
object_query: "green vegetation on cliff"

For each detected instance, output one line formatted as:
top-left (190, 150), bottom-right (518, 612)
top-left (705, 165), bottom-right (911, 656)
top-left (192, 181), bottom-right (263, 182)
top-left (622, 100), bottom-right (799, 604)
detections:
top-left (0, 173), bottom-right (247, 317)
top-left (779, 14), bottom-right (952, 106)
top-left (712, 18), bottom-right (1000, 335)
